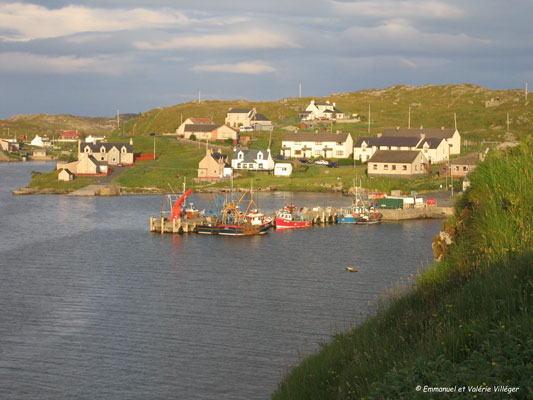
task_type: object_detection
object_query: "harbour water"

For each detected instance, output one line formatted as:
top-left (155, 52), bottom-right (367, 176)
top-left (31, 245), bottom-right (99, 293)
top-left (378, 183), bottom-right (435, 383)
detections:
top-left (0, 162), bottom-right (443, 400)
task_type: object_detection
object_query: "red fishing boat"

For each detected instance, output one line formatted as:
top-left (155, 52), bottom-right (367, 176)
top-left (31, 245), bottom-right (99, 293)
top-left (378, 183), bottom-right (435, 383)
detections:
top-left (275, 205), bottom-right (312, 229)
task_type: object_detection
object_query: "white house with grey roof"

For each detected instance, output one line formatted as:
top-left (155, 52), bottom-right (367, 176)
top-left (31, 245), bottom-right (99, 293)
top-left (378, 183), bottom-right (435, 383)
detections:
top-left (381, 127), bottom-right (461, 156)
top-left (303, 100), bottom-right (345, 120)
top-left (225, 108), bottom-right (272, 130)
top-left (231, 148), bottom-right (274, 171)
top-left (281, 132), bottom-right (353, 159)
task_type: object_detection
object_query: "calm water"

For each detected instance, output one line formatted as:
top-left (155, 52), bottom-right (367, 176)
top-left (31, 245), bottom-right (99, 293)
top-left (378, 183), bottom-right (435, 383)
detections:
top-left (0, 162), bottom-right (442, 400)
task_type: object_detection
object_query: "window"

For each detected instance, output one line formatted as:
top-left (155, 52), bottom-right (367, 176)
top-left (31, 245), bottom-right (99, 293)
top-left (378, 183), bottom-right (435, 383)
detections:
top-left (295, 141), bottom-right (302, 145)
top-left (315, 142), bottom-right (322, 145)
top-left (463, 166), bottom-right (468, 171)
top-left (85, 147), bottom-right (90, 153)
top-left (372, 164), bottom-right (377, 170)
top-left (121, 147), bottom-right (126, 153)
top-left (392, 165), bottom-right (396, 171)
top-left (403, 165), bottom-right (407, 171)
top-left (315, 150), bottom-right (321, 156)
top-left (454, 166), bottom-right (459, 172)
top-left (415, 165), bottom-right (418, 171)
top-left (384, 164), bottom-right (388, 170)
top-left (100, 147), bottom-right (105, 153)
top-left (336, 150), bottom-right (344, 156)
top-left (295, 150), bottom-right (301, 155)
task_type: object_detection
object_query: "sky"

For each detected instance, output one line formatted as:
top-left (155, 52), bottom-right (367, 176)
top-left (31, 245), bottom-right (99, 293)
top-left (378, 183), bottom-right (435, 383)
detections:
top-left (0, 0), bottom-right (532, 118)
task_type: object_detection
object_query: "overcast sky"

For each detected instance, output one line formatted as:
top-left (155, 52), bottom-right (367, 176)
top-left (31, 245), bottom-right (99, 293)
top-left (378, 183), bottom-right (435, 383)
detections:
top-left (1, 0), bottom-right (532, 118)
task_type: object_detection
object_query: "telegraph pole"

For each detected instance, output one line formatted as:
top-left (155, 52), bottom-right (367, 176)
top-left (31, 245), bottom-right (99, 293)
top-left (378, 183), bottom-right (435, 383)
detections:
top-left (368, 104), bottom-right (371, 134)
top-left (408, 106), bottom-right (411, 129)
top-left (116, 109), bottom-right (120, 128)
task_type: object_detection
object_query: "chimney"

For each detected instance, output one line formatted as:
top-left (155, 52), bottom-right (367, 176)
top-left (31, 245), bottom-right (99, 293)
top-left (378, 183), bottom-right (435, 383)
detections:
top-left (129, 138), bottom-right (133, 145)
top-left (396, 126), bottom-right (400, 130)
top-left (333, 102), bottom-right (336, 107)
top-left (420, 125), bottom-right (423, 130)
top-left (377, 132), bottom-right (382, 138)
top-left (441, 126), bottom-right (444, 130)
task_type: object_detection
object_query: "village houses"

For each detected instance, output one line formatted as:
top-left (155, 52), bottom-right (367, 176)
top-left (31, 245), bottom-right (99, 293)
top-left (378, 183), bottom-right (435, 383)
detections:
top-left (354, 135), bottom-right (449, 164)
top-left (280, 132), bottom-right (353, 159)
top-left (57, 139), bottom-right (133, 180)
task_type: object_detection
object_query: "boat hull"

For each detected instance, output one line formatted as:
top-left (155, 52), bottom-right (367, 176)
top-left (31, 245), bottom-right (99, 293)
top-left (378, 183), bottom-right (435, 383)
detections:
top-left (218, 224), bottom-right (263, 236)
top-left (275, 218), bottom-right (312, 230)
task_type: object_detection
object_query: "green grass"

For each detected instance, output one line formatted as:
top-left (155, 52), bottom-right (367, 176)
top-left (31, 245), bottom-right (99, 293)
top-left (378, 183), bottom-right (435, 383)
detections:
top-left (29, 170), bottom-right (96, 190)
top-left (272, 139), bottom-right (533, 399)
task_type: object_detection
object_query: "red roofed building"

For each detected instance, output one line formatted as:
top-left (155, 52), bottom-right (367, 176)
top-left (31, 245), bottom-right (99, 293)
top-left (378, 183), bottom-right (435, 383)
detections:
top-left (59, 130), bottom-right (80, 140)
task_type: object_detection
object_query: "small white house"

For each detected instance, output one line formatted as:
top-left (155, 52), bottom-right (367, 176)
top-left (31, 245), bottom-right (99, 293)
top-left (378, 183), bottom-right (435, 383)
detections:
top-left (31, 134), bottom-right (51, 147)
top-left (274, 163), bottom-right (293, 176)
top-left (231, 149), bottom-right (274, 171)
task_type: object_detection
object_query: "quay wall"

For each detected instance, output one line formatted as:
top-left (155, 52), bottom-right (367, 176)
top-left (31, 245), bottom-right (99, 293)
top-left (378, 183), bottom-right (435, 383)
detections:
top-left (380, 207), bottom-right (453, 221)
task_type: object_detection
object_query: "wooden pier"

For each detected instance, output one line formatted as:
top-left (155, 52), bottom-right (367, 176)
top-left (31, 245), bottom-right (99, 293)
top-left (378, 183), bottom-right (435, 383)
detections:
top-left (150, 206), bottom-right (452, 234)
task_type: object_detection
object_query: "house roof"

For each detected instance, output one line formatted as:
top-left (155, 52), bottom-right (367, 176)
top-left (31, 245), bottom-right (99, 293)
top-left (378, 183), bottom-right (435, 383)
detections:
top-left (252, 113), bottom-right (270, 122)
top-left (87, 155), bottom-right (108, 166)
top-left (416, 137), bottom-right (445, 149)
top-left (283, 132), bottom-right (351, 143)
top-left (60, 130), bottom-right (79, 137)
top-left (382, 128), bottom-right (457, 139)
top-left (184, 124), bottom-right (219, 132)
top-left (377, 136), bottom-right (422, 147)
top-left (369, 150), bottom-right (423, 163)
top-left (228, 108), bottom-right (252, 114)
top-left (232, 149), bottom-right (270, 163)
top-left (80, 142), bottom-right (133, 153)
top-left (355, 137), bottom-right (380, 147)
top-left (211, 152), bottom-right (228, 161)
top-left (190, 117), bottom-right (214, 124)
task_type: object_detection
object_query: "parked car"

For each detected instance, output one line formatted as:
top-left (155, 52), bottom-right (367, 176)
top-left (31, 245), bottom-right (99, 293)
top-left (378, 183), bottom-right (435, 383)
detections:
top-left (274, 154), bottom-right (287, 160)
top-left (327, 161), bottom-right (339, 168)
top-left (314, 159), bottom-right (329, 165)
top-left (299, 158), bottom-right (311, 164)
top-left (240, 126), bottom-right (254, 132)
top-left (149, 132), bottom-right (158, 136)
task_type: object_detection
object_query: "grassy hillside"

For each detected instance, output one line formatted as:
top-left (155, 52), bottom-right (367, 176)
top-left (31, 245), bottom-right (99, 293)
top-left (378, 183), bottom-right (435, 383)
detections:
top-left (115, 84), bottom-right (531, 149)
top-left (0, 113), bottom-right (137, 139)
top-left (272, 139), bottom-right (533, 399)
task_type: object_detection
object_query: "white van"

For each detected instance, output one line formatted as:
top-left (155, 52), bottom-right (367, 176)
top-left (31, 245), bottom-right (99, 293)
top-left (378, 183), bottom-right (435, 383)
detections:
top-left (240, 126), bottom-right (254, 132)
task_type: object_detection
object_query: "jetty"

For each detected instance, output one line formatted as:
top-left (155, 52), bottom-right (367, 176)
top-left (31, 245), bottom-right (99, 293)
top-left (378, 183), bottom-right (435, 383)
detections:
top-left (149, 206), bottom-right (453, 234)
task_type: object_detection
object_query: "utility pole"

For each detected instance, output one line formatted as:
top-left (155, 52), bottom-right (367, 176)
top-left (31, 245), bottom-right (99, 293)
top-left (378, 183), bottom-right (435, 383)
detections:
top-left (368, 104), bottom-right (371, 134)
top-left (454, 112), bottom-right (457, 131)
top-left (198, 90), bottom-right (201, 104)
top-left (116, 109), bottom-right (120, 128)
top-left (408, 106), bottom-right (411, 129)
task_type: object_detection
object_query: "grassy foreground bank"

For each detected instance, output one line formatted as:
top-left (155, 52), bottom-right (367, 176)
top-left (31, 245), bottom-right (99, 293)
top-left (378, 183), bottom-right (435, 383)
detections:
top-left (273, 140), bottom-right (532, 399)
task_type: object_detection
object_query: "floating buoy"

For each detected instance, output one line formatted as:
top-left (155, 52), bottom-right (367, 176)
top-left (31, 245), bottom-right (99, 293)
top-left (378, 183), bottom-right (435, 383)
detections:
top-left (346, 267), bottom-right (358, 272)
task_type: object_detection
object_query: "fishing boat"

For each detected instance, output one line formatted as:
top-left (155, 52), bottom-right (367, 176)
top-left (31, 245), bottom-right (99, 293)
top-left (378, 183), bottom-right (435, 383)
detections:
top-left (338, 182), bottom-right (382, 225)
top-left (275, 205), bottom-right (312, 229)
top-left (197, 182), bottom-right (270, 236)
top-left (355, 207), bottom-right (382, 225)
